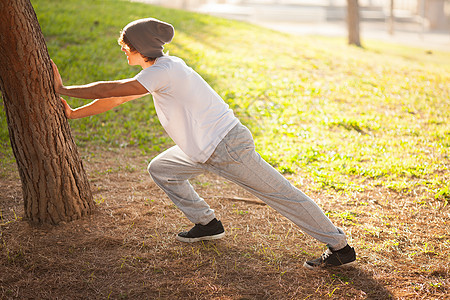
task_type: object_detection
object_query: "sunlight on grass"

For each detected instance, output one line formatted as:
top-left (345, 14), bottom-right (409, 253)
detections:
top-left (0, 0), bottom-right (448, 202)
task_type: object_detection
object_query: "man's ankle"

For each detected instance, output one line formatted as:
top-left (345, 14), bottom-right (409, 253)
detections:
top-left (204, 218), bottom-right (218, 226)
top-left (331, 244), bottom-right (352, 253)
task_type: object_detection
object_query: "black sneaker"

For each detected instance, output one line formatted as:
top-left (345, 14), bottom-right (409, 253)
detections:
top-left (176, 218), bottom-right (225, 243)
top-left (303, 244), bottom-right (356, 269)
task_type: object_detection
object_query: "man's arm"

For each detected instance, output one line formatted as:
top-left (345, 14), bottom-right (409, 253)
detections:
top-left (62, 94), bottom-right (148, 119)
top-left (52, 60), bottom-right (148, 99)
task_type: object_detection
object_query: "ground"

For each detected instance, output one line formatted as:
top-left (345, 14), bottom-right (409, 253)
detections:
top-left (1, 148), bottom-right (449, 299)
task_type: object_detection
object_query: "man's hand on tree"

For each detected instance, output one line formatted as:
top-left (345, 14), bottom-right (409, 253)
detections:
top-left (51, 60), bottom-right (64, 94)
top-left (60, 97), bottom-right (73, 119)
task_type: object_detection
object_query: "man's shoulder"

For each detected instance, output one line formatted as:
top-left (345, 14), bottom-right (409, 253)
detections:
top-left (154, 56), bottom-right (191, 75)
top-left (135, 56), bottom-right (186, 84)
top-left (156, 55), bottom-right (184, 66)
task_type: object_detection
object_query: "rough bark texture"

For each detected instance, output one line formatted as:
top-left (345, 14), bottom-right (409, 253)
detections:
top-left (0, 0), bottom-right (94, 224)
top-left (347, 0), bottom-right (362, 47)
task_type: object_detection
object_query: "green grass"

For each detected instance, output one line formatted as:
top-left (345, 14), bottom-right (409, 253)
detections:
top-left (1, 0), bottom-right (449, 200)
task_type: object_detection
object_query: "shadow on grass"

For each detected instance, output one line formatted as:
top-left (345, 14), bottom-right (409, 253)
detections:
top-left (1, 219), bottom-right (395, 299)
top-left (325, 266), bottom-right (394, 299)
top-left (206, 242), bottom-right (395, 299)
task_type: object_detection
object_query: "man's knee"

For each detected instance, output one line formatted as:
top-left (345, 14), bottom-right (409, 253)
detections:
top-left (147, 157), bottom-right (163, 181)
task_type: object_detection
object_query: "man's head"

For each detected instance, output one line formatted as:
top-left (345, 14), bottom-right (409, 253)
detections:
top-left (118, 18), bottom-right (174, 62)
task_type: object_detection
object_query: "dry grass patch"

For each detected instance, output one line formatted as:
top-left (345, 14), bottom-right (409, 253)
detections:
top-left (1, 149), bottom-right (449, 299)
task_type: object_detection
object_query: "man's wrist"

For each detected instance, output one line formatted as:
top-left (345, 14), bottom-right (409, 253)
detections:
top-left (56, 85), bottom-right (66, 95)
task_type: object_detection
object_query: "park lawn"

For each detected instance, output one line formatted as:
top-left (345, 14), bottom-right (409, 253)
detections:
top-left (0, 0), bottom-right (449, 299)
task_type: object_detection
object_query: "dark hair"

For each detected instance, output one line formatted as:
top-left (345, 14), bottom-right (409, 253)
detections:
top-left (118, 30), bottom-right (157, 63)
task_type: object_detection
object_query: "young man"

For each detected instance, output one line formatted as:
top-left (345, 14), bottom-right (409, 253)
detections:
top-left (52, 18), bottom-right (356, 269)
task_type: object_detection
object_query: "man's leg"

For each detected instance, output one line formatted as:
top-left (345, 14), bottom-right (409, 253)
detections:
top-left (204, 123), bottom-right (348, 251)
top-left (148, 146), bottom-right (215, 225)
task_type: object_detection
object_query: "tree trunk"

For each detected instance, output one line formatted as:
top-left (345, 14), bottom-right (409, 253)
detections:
top-left (0, 0), bottom-right (94, 224)
top-left (388, 0), bottom-right (395, 35)
top-left (424, 0), bottom-right (448, 30)
top-left (347, 0), bottom-right (362, 47)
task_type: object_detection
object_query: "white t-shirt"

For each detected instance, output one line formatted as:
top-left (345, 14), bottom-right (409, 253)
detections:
top-left (135, 55), bottom-right (239, 163)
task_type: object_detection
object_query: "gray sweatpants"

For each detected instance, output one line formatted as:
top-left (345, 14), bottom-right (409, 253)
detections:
top-left (148, 122), bottom-right (348, 250)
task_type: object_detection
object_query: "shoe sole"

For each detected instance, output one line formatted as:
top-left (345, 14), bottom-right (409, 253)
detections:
top-left (176, 232), bottom-right (225, 243)
top-left (303, 260), bottom-right (357, 270)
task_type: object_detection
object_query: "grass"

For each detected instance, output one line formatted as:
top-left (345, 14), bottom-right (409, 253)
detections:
top-left (0, 0), bottom-right (450, 299)
top-left (1, 0), bottom-right (449, 200)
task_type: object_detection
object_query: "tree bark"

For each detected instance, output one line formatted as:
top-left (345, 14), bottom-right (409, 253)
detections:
top-left (0, 0), bottom-right (94, 224)
top-left (347, 0), bottom-right (362, 47)
top-left (388, 0), bottom-right (395, 35)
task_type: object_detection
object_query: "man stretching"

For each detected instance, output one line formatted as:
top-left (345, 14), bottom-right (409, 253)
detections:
top-left (52, 18), bottom-right (356, 269)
